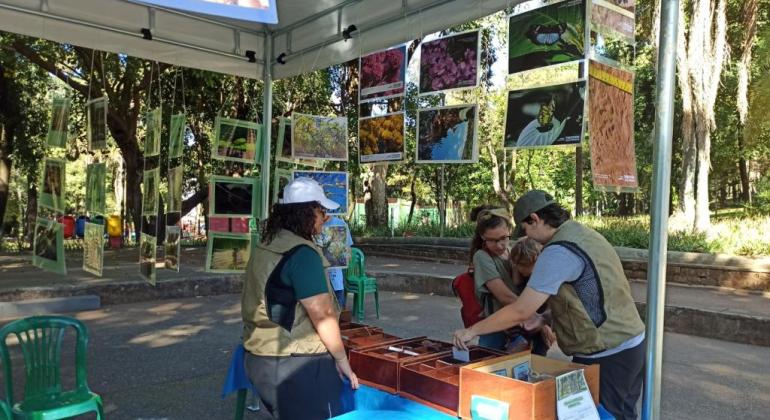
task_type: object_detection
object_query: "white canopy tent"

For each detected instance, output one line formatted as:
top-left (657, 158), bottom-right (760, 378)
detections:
top-left (0, 1), bottom-right (681, 418)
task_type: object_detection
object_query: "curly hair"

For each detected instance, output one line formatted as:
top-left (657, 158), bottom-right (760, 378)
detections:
top-left (261, 201), bottom-right (321, 244)
top-left (510, 237), bottom-right (542, 267)
top-left (468, 204), bottom-right (512, 267)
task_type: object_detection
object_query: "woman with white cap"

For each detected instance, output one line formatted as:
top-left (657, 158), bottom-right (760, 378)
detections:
top-left (241, 177), bottom-right (359, 419)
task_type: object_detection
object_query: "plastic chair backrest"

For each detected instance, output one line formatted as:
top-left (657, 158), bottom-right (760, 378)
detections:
top-left (0, 398), bottom-right (11, 420)
top-left (346, 247), bottom-right (366, 279)
top-left (0, 315), bottom-right (90, 406)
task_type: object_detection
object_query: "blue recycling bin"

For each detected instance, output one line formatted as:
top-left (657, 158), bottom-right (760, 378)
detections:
top-left (75, 215), bottom-right (89, 238)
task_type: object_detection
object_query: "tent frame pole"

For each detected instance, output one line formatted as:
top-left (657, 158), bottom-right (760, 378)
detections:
top-left (261, 33), bottom-right (273, 221)
top-left (642, 0), bottom-right (680, 419)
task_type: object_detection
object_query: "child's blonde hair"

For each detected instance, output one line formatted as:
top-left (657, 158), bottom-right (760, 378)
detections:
top-left (510, 237), bottom-right (542, 267)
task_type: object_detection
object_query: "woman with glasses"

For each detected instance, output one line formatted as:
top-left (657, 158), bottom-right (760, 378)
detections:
top-left (241, 177), bottom-right (359, 419)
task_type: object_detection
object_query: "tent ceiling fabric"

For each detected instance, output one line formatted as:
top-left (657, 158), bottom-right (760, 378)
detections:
top-left (0, 0), bottom-right (518, 80)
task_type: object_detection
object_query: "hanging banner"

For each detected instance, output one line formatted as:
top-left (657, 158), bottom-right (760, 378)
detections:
top-left (291, 170), bottom-right (348, 215)
top-left (416, 104), bottom-right (479, 163)
top-left (212, 117), bottom-right (262, 163)
top-left (39, 158), bottom-right (66, 212)
top-left (87, 96), bottom-right (109, 150)
top-left (164, 225), bottom-right (181, 271)
top-left (167, 165), bottom-right (183, 213)
top-left (272, 168), bottom-right (292, 205)
top-left (139, 232), bottom-right (157, 285)
top-left (85, 163), bottom-right (106, 215)
top-left (588, 60), bottom-right (637, 191)
top-left (291, 113), bottom-right (348, 162)
top-left (209, 175), bottom-right (260, 218)
top-left (83, 221), bottom-right (105, 277)
top-left (168, 113), bottom-right (186, 159)
top-left (359, 45), bottom-right (407, 102)
top-left (132, 0), bottom-right (278, 24)
top-left (504, 81), bottom-right (586, 149)
top-left (144, 107), bottom-right (162, 157)
top-left (32, 217), bottom-right (66, 275)
top-left (205, 232), bottom-right (251, 273)
top-left (142, 167), bottom-right (160, 216)
top-left (358, 112), bottom-right (405, 164)
top-left (46, 95), bottom-right (71, 148)
top-left (419, 30), bottom-right (480, 95)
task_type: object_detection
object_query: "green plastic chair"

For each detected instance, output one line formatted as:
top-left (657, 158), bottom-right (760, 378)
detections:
top-left (343, 247), bottom-right (380, 322)
top-left (0, 315), bottom-right (104, 419)
top-left (1, 398), bottom-right (11, 420)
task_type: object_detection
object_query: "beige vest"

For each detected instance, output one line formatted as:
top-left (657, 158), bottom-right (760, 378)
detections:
top-left (545, 221), bottom-right (645, 355)
top-left (241, 229), bottom-right (335, 356)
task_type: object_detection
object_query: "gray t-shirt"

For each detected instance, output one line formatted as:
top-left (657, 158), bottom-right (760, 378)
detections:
top-left (473, 250), bottom-right (517, 316)
top-left (527, 244), bottom-right (585, 295)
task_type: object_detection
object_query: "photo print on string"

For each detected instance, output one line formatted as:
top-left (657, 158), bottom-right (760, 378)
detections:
top-left (139, 232), bottom-right (157, 285)
top-left (419, 30), bottom-right (480, 95)
top-left (358, 112), bottom-right (405, 164)
top-left (272, 168), bottom-right (292, 206)
top-left (212, 117), bottom-right (261, 163)
top-left (164, 225), bottom-right (182, 271)
top-left (134, 0), bottom-right (278, 24)
top-left (142, 167), bottom-right (160, 216)
top-left (291, 113), bottom-right (348, 161)
top-left (275, 117), bottom-right (322, 167)
top-left (144, 107), bottom-right (162, 157)
top-left (85, 163), bottom-right (106, 215)
top-left (167, 165), bottom-right (183, 213)
top-left (316, 223), bottom-right (351, 269)
top-left (504, 80), bottom-right (586, 149)
top-left (416, 104), bottom-right (478, 163)
top-left (82, 221), bottom-right (105, 277)
top-left (588, 60), bottom-right (638, 191)
top-left (359, 45), bottom-right (407, 102)
top-left (39, 158), bottom-right (66, 212)
top-left (87, 96), bottom-right (109, 150)
top-left (590, 0), bottom-right (635, 45)
top-left (508, 0), bottom-right (586, 75)
top-left (32, 217), bottom-right (66, 275)
top-left (209, 175), bottom-right (259, 218)
top-left (205, 232), bottom-right (251, 273)
top-left (292, 170), bottom-right (348, 215)
top-left (168, 113), bottom-right (186, 159)
top-left (46, 96), bottom-right (71, 148)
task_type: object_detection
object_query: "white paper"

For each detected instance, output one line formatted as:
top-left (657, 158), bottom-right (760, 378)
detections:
top-left (556, 369), bottom-right (600, 420)
top-left (452, 347), bottom-right (470, 362)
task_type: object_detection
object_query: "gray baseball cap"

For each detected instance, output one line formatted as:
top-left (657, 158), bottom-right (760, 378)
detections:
top-left (513, 190), bottom-right (555, 238)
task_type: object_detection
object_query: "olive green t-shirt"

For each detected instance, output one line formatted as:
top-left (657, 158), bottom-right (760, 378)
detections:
top-left (472, 249), bottom-right (518, 317)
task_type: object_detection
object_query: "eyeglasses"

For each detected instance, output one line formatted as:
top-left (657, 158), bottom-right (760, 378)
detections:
top-left (483, 236), bottom-right (511, 246)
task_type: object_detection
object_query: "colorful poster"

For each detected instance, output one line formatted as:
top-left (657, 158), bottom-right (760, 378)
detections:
top-left (82, 221), bottom-right (104, 277)
top-left (212, 117), bottom-right (261, 163)
top-left (508, 0), bottom-right (585, 74)
top-left (32, 217), bottom-right (66, 275)
top-left (134, 0), bottom-right (278, 24)
top-left (275, 117), bottom-right (322, 167)
top-left (209, 175), bottom-right (259, 217)
top-left (139, 232), bottom-right (157, 285)
top-left (87, 96), bottom-right (108, 150)
top-left (358, 112), bottom-right (405, 164)
top-left (144, 107), bottom-right (162, 157)
top-left (291, 113), bottom-right (348, 161)
top-left (416, 104), bottom-right (478, 163)
top-left (292, 170), bottom-right (348, 215)
top-left (39, 158), bottom-right (66, 212)
top-left (164, 225), bottom-right (181, 271)
top-left (504, 81), bottom-right (586, 149)
top-left (46, 96), bottom-right (70, 148)
top-left (316, 223), bottom-right (351, 269)
top-left (359, 45), bottom-right (407, 102)
top-left (142, 167), bottom-right (160, 216)
top-left (419, 30), bottom-right (480, 94)
top-left (205, 232), bottom-right (251, 273)
top-left (85, 163), bottom-right (106, 215)
top-left (272, 168), bottom-right (292, 205)
top-left (168, 113), bottom-right (186, 159)
top-left (167, 165), bottom-right (183, 213)
top-left (591, 0), bottom-right (635, 45)
top-left (588, 60), bottom-right (637, 191)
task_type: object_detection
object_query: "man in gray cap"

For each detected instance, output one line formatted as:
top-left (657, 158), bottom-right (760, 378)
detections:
top-left (454, 190), bottom-right (645, 420)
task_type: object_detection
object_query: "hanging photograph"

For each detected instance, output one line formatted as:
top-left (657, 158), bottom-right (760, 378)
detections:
top-left (167, 165), bottom-right (183, 213)
top-left (504, 80), bottom-right (586, 149)
top-left (32, 217), bottom-right (66, 275)
top-left (144, 107), bottom-right (162, 157)
top-left (46, 96), bottom-right (71, 148)
top-left (142, 167), bottom-right (160, 216)
top-left (168, 113), bottom-right (186, 159)
top-left (87, 96), bottom-right (109, 150)
top-left (276, 117), bottom-right (321, 167)
top-left (358, 112), bottom-right (405, 164)
top-left (272, 168), bottom-right (292, 205)
top-left (359, 45), bottom-right (407, 102)
top-left (292, 170), bottom-right (348, 215)
top-left (291, 113), bottom-right (348, 161)
top-left (164, 225), bottom-right (181, 271)
top-left (508, 0), bottom-right (585, 74)
top-left (315, 223), bottom-right (351, 269)
top-left (134, 0), bottom-right (278, 24)
top-left (139, 232), bottom-right (157, 285)
top-left (205, 232), bottom-right (251, 273)
top-left (416, 104), bottom-right (478, 163)
top-left (419, 30), bottom-right (480, 95)
top-left (82, 221), bottom-right (104, 277)
top-left (588, 60), bottom-right (637, 191)
top-left (39, 158), bottom-right (66, 212)
top-left (591, 0), bottom-right (635, 45)
top-left (85, 163), bottom-right (106, 215)
top-left (209, 175), bottom-right (259, 218)
top-left (212, 117), bottom-right (261, 163)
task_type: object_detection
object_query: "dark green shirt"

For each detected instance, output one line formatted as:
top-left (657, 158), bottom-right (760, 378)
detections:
top-left (280, 246), bottom-right (328, 299)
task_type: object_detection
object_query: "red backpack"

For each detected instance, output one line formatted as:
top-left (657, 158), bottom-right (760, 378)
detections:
top-left (452, 271), bottom-right (484, 328)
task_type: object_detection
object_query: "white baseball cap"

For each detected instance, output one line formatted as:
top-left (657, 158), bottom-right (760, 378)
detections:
top-left (282, 177), bottom-right (340, 210)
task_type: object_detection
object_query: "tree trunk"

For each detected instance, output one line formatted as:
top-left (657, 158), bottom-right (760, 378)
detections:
top-left (124, 153), bottom-right (143, 243)
top-left (676, 2), bottom-right (696, 225)
top-left (406, 173), bottom-right (417, 226)
top-left (24, 181), bottom-right (37, 247)
top-left (739, 156), bottom-right (751, 204)
top-left (575, 146), bottom-right (583, 217)
top-left (618, 193), bottom-right (634, 216)
top-left (0, 124), bottom-right (11, 238)
top-left (365, 165), bottom-right (388, 228)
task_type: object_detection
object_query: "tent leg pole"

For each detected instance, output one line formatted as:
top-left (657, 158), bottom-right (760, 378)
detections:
top-left (642, 1), bottom-right (680, 419)
top-left (261, 33), bottom-right (274, 222)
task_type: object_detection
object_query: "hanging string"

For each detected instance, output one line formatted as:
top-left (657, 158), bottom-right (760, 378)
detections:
top-left (156, 61), bottom-right (163, 111)
top-left (99, 51), bottom-right (107, 98)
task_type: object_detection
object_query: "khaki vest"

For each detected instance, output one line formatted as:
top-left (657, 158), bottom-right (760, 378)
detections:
top-left (545, 221), bottom-right (645, 355)
top-left (241, 229), bottom-right (335, 356)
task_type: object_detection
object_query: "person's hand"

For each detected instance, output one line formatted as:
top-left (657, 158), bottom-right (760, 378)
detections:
top-left (453, 328), bottom-right (477, 350)
top-left (335, 357), bottom-right (359, 390)
top-left (541, 325), bottom-right (557, 347)
top-left (522, 313), bottom-right (546, 332)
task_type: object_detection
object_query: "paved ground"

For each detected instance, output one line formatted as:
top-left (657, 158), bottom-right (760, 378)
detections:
top-left (2, 292), bottom-right (767, 419)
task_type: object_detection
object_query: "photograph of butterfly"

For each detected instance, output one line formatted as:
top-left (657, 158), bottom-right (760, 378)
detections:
top-left (508, 0), bottom-right (585, 74)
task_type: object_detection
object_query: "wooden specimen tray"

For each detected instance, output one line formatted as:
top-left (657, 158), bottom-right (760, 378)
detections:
top-left (341, 327), bottom-right (403, 354)
top-left (349, 337), bottom-right (454, 393)
top-left (398, 347), bottom-right (504, 415)
top-left (339, 321), bottom-right (368, 331)
top-left (458, 352), bottom-right (600, 419)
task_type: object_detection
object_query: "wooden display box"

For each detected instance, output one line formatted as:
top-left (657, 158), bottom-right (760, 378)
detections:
top-left (341, 326), bottom-right (404, 354)
top-left (458, 352), bottom-right (600, 420)
top-left (349, 337), bottom-right (454, 393)
top-left (398, 347), bottom-right (505, 415)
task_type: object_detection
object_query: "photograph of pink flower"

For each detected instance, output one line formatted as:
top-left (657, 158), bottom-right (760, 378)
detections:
top-left (359, 45), bottom-right (407, 102)
top-left (419, 30), bottom-right (480, 95)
